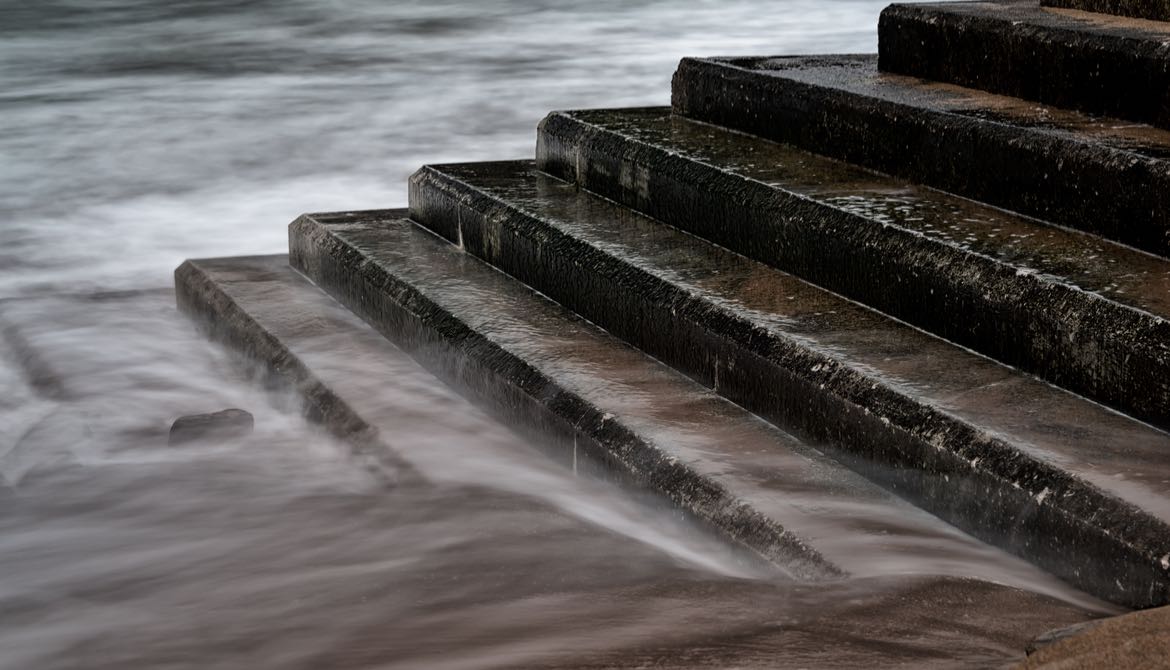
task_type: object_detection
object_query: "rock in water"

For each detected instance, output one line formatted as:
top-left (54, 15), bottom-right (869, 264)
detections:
top-left (169, 409), bottom-right (254, 446)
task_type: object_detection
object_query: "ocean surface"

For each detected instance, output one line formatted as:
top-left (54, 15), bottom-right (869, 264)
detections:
top-left (0, 2), bottom-right (1108, 668)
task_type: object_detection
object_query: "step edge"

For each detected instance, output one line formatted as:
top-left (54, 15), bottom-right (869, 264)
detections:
top-left (679, 55), bottom-right (1167, 164)
top-left (542, 109), bottom-right (1170, 328)
top-left (174, 256), bottom-right (394, 464)
top-left (671, 54), bottom-right (1170, 262)
top-left (877, 2), bottom-right (1170, 127)
top-left (409, 164), bottom-right (1170, 606)
top-left (288, 212), bottom-right (847, 582)
top-left (536, 109), bottom-right (1170, 429)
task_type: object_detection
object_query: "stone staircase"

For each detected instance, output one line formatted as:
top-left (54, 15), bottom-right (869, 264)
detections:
top-left (177, 0), bottom-right (1170, 615)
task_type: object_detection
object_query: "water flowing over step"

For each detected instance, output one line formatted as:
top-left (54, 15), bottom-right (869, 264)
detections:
top-left (408, 160), bottom-right (1170, 608)
top-left (538, 107), bottom-right (1170, 431)
top-left (171, 255), bottom-right (1119, 668)
top-left (879, 0), bottom-right (1170, 129)
top-left (278, 211), bottom-right (1058, 585)
top-left (671, 54), bottom-right (1170, 257)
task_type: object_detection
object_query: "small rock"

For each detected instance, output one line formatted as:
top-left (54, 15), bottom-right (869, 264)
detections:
top-left (169, 409), bottom-right (254, 446)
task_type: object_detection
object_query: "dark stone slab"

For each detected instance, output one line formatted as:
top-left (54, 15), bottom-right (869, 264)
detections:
top-left (537, 107), bottom-right (1170, 432)
top-left (671, 54), bottom-right (1170, 257)
top-left (407, 160), bottom-right (1170, 608)
top-left (880, 1), bottom-right (1170, 128)
top-left (1042, 0), bottom-right (1170, 22)
top-left (282, 211), bottom-right (1074, 587)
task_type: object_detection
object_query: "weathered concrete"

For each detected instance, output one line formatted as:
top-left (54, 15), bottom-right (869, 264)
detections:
top-left (407, 160), bottom-right (1170, 608)
top-left (880, 1), bottom-right (1170, 128)
top-left (175, 252), bottom-right (1109, 668)
top-left (671, 54), bottom-right (1170, 257)
top-left (1042, 0), bottom-right (1170, 21)
top-left (537, 107), bottom-right (1170, 432)
top-left (280, 210), bottom-right (1091, 587)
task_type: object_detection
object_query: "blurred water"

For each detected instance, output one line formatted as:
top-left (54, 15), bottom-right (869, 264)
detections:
top-left (0, 0), bottom-right (890, 297)
top-left (0, 1), bottom-right (1107, 668)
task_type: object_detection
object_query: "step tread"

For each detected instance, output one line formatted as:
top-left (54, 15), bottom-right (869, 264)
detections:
top-left (879, 0), bottom-right (1170, 128)
top-left (181, 253), bottom-right (1112, 639)
top-left (540, 107), bottom-right (1170, 428)
top-left (416, 160), bottom-right (1170, 522)
top-left (285, 211), bottom-right (1032, 582)
top-left (671, 54), bottom-right (1170, 258)
top-left (549, 107), bottom-right (1170, 321)
top-left (708, 54), bottom-right (1170, 160)
top-left (174, 254), bottom-right (521, 477)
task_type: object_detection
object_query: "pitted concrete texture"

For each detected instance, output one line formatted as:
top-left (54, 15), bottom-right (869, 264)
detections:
top-left (407, 160), bottom-right (1170, 608)
top-left (171, 256), bottom-right (1105, 668)
top-left (1043, 0), bottom-right (1170, 21)
top-left (176, 252), bottom-right (1112, 668)
top-left (284, 211), bottom-right (1072, 585)
top-left (537, 107), bottom-right (1170, 432)
top-left (1018, 605), bottom-right (1170, 668)
top-left (671, 54), bottom-right (1170, 258)
top-left (881, 1), bottom-right (1170, 128)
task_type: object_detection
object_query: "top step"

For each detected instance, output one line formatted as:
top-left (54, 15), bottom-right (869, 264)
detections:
top-left (1042, 0), bottom-right (1170, 21)
top-left (879, 0), bottom-right (1170, 129)
top-left (672, 54), bottom-right (1170, 257)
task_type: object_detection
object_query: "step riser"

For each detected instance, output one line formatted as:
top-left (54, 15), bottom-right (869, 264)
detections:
top-left (537, 111), bottom-right (1170, 431)
top-left (878, 3), bottom-right (1170, 129)
top-left (408, 166), bottom-right (1170, 608)
top-left (1042, 0), bottom-right (1170, 22)
top-left (671, 57), bottom-right (1170, 259)
top-left (288, 214), bottom-right (841, 581)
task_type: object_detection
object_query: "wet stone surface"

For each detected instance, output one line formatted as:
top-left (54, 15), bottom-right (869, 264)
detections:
top-left (406, 161), bottom-right (1170, 607)
top-left (879, 1), bottom-right (1170, 128)
top-left (671, 54), bottom-right (1170, 258)
top-left (286, 214), bottom-right (1046, 585)
top-left (173, 252), bottom-right (1105, 669)
top-left (536, 107), bottom-right (1170, 431)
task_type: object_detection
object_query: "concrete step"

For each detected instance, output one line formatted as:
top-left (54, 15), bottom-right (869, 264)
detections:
top-left (537, 107), bottom-right (1170, 432)
top-left (407, 161), bottom-right (1170, 608)
top-left (878, 1), bottom-right (1170, 129)
top-left (174, 253), bottom-right (1109, 667)
top-left (671, 54), bottom-right (1170, 258)
top-left (1041, 0), bottom-right (1170, 21)
top-left (281, 211), bottom-right (1046, 587)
